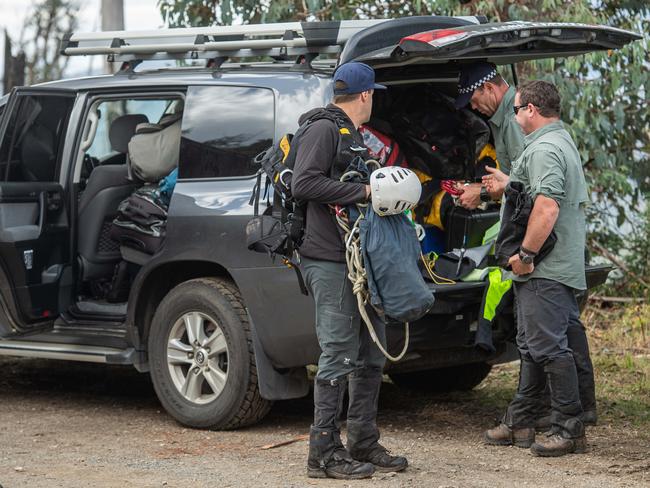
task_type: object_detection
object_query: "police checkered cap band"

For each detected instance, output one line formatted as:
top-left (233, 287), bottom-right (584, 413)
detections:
top-left (458, 68), bottom-right (498, 94)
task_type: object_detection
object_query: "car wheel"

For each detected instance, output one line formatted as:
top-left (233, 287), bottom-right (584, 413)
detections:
top-left (148, 277), bottom-right (272, 429)
top-left (389, 362), bottom-right (493, 393)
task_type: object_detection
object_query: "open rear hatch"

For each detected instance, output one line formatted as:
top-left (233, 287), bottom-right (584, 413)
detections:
top-left (341, 19), bottom-right (630, 310)
top-left (344, 21), bottom-right (641, 68)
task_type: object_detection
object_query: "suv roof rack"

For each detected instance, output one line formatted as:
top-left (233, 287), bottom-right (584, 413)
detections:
top-left (61, 20), bottom-right (390, 65)
top-left (60, 16), bottom-right (486, 68)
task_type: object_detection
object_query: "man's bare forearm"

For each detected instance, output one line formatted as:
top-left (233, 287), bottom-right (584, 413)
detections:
top-left (522, 195), bottom-right (559, 253)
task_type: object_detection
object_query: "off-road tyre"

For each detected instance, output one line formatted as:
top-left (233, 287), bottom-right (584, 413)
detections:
top-left (148, 277), bottom-right (272, 429)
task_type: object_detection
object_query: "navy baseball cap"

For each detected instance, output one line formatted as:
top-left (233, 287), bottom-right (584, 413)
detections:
top-left (455, 62), bottom-right (499, 109)
top-left (333, 62), bottom-right (386, 95)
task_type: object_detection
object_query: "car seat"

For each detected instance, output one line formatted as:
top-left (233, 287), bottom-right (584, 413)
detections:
top-left (77, 114), bottom-right (148, 281)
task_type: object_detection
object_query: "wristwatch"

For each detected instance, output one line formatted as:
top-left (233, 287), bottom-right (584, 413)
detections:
top-left (518, 247), bottom-right (537, 265)
top-left (479, 185), bottom-right (491, 203)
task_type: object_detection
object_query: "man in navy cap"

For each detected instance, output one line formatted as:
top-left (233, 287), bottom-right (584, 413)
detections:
top-left (454, 61), bottom-right (523, 209)
top-left (292, 62), bottom-right (408, 479)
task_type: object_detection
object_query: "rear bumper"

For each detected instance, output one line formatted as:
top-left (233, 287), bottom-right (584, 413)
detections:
top-left (585, 264), bottom-right (613, 289)
top-left (385, 264), bottom-right (613, 371)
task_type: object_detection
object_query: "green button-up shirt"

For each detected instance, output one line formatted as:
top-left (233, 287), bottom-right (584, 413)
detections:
top-left (509, 121), bottom-right (589, 290)
top-left (489, 86), bottom-right (525, 175)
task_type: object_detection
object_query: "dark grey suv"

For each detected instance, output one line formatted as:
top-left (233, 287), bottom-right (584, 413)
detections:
top-left (0, 16), bottom-right (638, 429)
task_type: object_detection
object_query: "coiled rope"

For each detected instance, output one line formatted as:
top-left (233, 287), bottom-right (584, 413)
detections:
top-left (335, 162), bottom-right (458, 361)
top-left (336, 161), bottom-right (409, 362)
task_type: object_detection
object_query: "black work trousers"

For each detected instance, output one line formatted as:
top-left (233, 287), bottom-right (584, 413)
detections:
top-left (504, 279), bottom-right (587, 438)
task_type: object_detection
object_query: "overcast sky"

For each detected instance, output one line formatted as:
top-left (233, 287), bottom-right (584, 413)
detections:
top-left (0, 0), bottom-right (165, 84)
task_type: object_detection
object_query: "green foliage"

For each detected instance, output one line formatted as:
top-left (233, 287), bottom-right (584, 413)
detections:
top-left (159, 0), bottom-right (650, 296)
top-left (157, 0), bottom-right (433, 26)
top-left (432, 1), bottom-right (650, 297)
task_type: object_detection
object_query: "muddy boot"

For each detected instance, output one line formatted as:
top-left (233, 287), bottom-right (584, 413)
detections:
top-left (531, 431), bottom-right (587, 457)
top-left (530, 356), bottom-right (585, 457)
top-left (347, 368), bottom-right (408, 472)
top-left (307, 377), bottom-right (375, 479)
top-left (484, 424), bottom-right (535, 448)
top-left (307, 428), bottom-right (375, 479)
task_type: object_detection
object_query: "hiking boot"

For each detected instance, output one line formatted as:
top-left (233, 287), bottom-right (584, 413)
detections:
top-left (307, 429), bottom-right (375, 480)
top-left (484, 423), bottom-right (535, 448)
top-left (308, 378), bottom-right (375, 480)
top-left (351, 443), bottom-right (408, 473)
top-left (530, 432), bottom-right (587, 457)
top-left (345, 368), bottom-right (408, 473)
top-left (581, 410), bottom-right (598, 426)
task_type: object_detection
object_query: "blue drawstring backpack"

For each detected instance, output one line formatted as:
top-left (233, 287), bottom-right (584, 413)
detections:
top-left (359, 207), bottom-right (435, 323)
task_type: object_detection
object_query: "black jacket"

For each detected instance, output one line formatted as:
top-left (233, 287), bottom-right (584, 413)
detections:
top-left (291, 105), bottom-right (367, 262)
top-left (495, 181), bottom-right (556, 267)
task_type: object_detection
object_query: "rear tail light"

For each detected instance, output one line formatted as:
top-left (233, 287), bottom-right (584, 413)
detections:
top-left (400, 29), bottom-right (468, 48)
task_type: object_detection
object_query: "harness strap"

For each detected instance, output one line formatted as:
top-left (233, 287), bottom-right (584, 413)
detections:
top-left (249, 170), bottom-right (263, 216)
top-left (284, 256), bottom-right (309, 296)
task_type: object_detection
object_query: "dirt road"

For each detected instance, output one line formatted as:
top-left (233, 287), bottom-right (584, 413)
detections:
top-left (0, 357), bottom-right (648, 488)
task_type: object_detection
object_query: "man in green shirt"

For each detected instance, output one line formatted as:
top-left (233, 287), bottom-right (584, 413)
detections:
top-left (484, 81), bottom-right (589, 457)
top-left (454, 62), bottom-right (524, 208)
top-left (458, 64), bottom-right (597, 431)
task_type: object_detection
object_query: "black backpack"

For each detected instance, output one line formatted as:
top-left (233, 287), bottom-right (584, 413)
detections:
top-left (245, 110), bottom-right (348, 294)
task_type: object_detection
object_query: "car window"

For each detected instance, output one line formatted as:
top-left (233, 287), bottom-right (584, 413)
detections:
top-left (0, 94), bottom-right (74, 182)
top-left (86, 99), bottom-right (171, 160)
top-left (179, 86), bottom-right (274, 179)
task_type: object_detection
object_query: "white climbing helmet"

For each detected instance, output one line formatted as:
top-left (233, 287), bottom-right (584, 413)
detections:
top-left (370, 166), bottom-right (422, 216)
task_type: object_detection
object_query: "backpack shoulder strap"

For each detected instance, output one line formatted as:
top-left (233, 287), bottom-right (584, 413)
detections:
top-left (289, 108), bottom-right (348, 158)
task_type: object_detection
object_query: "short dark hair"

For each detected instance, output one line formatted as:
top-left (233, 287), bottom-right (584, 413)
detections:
top-left (332, 81), bottom-right (361, 104)
top-left (517, 80), bottom-right (561, 118)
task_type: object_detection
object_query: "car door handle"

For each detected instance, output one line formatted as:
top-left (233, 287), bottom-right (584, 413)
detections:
top-left (45, 190), bottom-right (63, 212)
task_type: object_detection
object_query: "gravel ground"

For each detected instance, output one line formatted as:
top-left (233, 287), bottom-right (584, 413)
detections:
top-left (0, 357), bottom-right (648, 488)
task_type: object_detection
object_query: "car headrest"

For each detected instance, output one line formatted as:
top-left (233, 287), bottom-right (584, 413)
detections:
top-left (134, 113), bottom-right (183, 135)
top-left (109, 114), bottom-right (149, 153)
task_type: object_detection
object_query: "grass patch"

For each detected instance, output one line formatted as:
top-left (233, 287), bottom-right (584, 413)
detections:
top-left (585, 302), bottom-right (649, 355)
top-left (474, 303), bottom-right (650, 431)
top-left (586, 302), bottom-right (650, 428)
top-left (592, 353), bottom-right (650, 427)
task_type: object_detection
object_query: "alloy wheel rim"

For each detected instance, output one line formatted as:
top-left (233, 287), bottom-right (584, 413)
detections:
top-left (166, 311), bottom-right (229, 404)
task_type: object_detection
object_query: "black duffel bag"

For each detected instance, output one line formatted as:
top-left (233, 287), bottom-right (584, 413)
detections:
top-left (110, 185), bottom-right (169, 255)
top-left (495, 181), bottom-right (557, 268)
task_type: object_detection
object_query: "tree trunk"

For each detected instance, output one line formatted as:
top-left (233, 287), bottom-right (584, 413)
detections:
top-left (101, 0), bottom-right (124, 73)
top-left (3, 31), bottom-right (25, 93)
